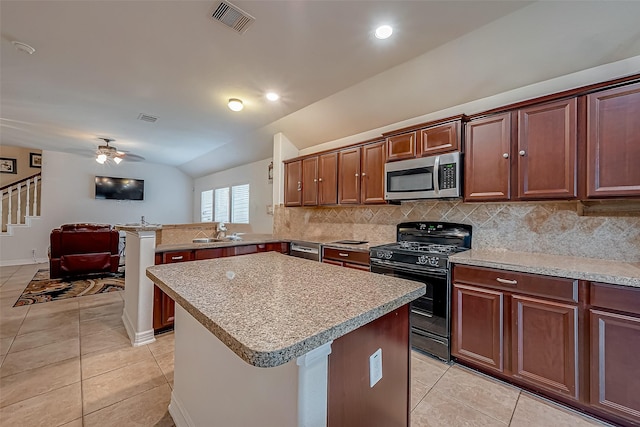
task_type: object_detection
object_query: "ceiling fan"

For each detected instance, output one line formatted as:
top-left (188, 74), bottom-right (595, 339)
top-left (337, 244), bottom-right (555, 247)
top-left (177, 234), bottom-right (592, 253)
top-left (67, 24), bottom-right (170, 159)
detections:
top-left (95, 138), bottom-right (145, 164)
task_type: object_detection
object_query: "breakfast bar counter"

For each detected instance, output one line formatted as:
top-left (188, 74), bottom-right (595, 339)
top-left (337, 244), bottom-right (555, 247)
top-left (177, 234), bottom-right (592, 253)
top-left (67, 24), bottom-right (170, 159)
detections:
top-left (146, 252), bottom-right (425, 427)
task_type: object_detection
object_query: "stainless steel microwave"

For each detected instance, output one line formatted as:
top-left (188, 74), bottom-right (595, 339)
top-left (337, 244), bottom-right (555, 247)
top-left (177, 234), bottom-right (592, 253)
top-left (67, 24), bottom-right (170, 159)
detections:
top-left (384, 152), bottom-right (461, 201)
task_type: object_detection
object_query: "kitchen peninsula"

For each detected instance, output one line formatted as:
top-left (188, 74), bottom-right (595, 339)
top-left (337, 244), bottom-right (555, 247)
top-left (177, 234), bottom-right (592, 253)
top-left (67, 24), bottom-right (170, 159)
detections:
top-left (147, 252), bottom-right (425, 427)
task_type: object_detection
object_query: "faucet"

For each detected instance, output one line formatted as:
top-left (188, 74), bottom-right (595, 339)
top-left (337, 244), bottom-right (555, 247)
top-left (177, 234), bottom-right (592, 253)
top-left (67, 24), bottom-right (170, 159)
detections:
top-left (215, 222), bottom-right (227, 239)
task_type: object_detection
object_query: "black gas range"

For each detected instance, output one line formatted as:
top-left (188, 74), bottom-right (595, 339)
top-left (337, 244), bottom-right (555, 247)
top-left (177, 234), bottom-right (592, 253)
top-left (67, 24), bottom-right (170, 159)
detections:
top-left (370, 222), bottom-right (472, 361)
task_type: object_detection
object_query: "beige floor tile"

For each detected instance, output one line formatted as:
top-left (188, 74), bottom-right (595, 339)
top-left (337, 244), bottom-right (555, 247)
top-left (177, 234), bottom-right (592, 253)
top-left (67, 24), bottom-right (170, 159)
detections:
top-left (153, 351), bottom-right (174, 386)
top-left (412, 390), bottom-right (508, 427)
top-left (77, 291), bottom-right (124, 309)
top-left (79, 311), bottom-right (124, 337)
top-left (80, 300), bottom-right (123, 322)
top-left (0, 300), bottom-right (29, 319)
top-left (148, 331), bottom-right (174, 357)
top-left (0, 280), bottom-right (28, 294)
top-left (10, 322), bottom-right (79, 353)
top-left (0, 337), bottom-right (79, 378)
top-left (82, 357), bottom-right (167, 415)
top-left (510, 393), bottom-right (607, 427)
top-left (26, 298), bottom-right (79, 315)
top-left (81, 342), bottom-right (155, 379)
top-left (81, 325), bottom-right (130, 355)
top-left (0, 336), bottom-right (13, 356)
top-left (60, 418), bottom-right (84, 427)
top-left (84, 383), bottom-right (175, 427)
top-left (411, 352), bottom-right (449, 389)
top-left (17, 310), bottom-right (79, 336)
top-left (0, 357), bottom-right (80, 408)
top-left (411, 377), bottom-right (430, 411)
top-left (0, 382), bottom-right (82, 427)
top-left (432, 365), bottom-right (519, 423)
top-left (0, 317), bottom-right (23, 339)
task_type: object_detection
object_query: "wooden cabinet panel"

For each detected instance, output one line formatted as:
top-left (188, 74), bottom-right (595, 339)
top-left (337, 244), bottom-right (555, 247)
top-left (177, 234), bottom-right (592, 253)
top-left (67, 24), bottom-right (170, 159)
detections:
top-left (328, 305), bottom-right (410, 427)
top-left (338, 147), bottom-right (361, 204)
top-left (587, 82), bottom-right (640, 198)
top-left (464, 113), bottom-right (511, 201)
top-left (318, 153), bottom-right (338, 205)
top-left (194, 247), bottom-right (235, 260)
top-left (590, 282), bottom-right (640, 316)
top-left (263, 242), bottom-right (290, 254)
top-left (153, 285), bottom-right (175, 331)
top-left (386, 132), bottom-right (417, 162)
top-left (322, 247), bottom-right (370, 266)
top-left (590, 309), bottom-right (640, 422)
top-left (361, 141), bottom-right (386, 204)
top-left (284, 160), bottom-right (302, 207)
top-left (419, 122), bottom-right (459, 157)
top-left (162, 250), bottom-right (193, 264)
top-left (512, 295), bottom-right (578, 399)
top-left (517, 98), bottom-right (577, 199)
top-left (302, 157), bottom-right (318, 206)
top-left (452, 284), bottom-right (504, 373)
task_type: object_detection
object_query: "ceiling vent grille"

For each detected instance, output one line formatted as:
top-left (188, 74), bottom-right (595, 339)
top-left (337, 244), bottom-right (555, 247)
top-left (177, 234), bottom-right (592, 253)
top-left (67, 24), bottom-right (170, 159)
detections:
top-left (211, 1), bottom-right (255, 34)
top-left (137, 113), bottom-right (158, 123)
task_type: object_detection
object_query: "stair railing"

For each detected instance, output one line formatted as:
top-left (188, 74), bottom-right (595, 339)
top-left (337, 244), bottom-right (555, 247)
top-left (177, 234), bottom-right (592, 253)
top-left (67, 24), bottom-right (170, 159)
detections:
top-left (1, 172), bottom-right (41, 233)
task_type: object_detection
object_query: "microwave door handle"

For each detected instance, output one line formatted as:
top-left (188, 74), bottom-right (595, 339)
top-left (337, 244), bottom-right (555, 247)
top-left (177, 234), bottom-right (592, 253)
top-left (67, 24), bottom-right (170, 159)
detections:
top-left (433, 155), bottom-right (440, 195)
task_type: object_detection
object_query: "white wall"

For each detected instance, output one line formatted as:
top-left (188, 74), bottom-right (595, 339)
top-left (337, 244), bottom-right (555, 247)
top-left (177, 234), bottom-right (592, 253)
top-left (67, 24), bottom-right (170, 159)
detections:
top-left (193, 158), bottom-right (273, 234)
top-left (0, 150), bottom-right (193, 265)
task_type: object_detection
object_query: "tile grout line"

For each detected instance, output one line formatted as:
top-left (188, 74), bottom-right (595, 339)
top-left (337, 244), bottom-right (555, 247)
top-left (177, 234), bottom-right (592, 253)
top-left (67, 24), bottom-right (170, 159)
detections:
top-left (507, 390), bottom-right (522, 426)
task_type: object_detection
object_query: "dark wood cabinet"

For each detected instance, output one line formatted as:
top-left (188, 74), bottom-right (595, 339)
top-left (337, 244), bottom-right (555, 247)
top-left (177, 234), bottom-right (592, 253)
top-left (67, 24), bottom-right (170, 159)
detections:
top-left (419, 121), bottom-right (460, 157)
top-left (385, 117), bottom-right (464, 162)
top-left (386, 132), bottom-right (417, 162)
top-left (338, 147), bottom-right (361, 204)
top-left (284, 160), bottom-right (302, 207)
top-left (322, 246), bottom-right (370, 270)
top-left (318, 152), bottom-right (338, 205)
top-left (360, 141), bottom-right (386, 204)
top-left (586, 82), bottom-right (640, 198)
top-left (302, 157), bottom-right (318, 206)
top-left (464, 113), bottom-right (512, 201)
top-left (517, 98), bottom-right (577, 199)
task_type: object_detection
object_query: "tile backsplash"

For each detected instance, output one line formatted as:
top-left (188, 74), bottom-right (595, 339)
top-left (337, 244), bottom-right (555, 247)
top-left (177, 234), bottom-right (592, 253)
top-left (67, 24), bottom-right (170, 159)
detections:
top-left (273, 201), bottom-right (640, 262)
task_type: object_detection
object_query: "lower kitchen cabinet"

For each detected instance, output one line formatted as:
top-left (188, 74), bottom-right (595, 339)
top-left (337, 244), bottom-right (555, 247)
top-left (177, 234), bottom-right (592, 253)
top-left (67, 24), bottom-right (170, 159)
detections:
top-left (153, 285), bottom-right (176, 332)
top-left (322, 246), bottom-right (370, 271)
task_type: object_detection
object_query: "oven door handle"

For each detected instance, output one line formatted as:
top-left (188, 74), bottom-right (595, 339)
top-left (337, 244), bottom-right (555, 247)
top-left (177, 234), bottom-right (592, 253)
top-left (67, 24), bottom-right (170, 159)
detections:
top-left (411, 309), bottom-right (433, 318)
top-left (370, 259), bottom-right (448, 277)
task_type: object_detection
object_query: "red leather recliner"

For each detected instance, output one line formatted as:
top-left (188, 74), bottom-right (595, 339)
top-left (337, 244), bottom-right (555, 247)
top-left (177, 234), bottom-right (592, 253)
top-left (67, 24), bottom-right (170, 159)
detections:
top-left (49, 223), bottom-right (120, 279)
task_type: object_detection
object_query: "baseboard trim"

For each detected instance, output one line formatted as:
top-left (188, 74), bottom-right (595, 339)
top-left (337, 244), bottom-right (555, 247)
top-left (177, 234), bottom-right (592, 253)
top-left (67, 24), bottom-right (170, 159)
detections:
top-left (122, 309), bottom-right (156, 347)
top-left (0, 258), bottom-right (47, 267)
top-left (169, 392), bottom-right (195, 427)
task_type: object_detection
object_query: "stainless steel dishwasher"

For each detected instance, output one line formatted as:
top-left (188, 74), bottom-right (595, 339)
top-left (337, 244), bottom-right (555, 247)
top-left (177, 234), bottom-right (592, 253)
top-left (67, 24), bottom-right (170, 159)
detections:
top-left (288, 241), bottom-right (321, 261)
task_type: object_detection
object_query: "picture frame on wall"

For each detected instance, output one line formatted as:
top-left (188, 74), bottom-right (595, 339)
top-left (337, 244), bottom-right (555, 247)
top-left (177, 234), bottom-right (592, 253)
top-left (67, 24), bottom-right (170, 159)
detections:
top-left (30, 153), bottom-right (42, 168)
top-left (0, 157), bottom-right (17, 174)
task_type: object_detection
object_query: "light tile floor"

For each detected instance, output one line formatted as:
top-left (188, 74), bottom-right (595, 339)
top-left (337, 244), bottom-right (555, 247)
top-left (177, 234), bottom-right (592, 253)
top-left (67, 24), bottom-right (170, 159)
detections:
top-left (0, 264), bottom-right (612, 426)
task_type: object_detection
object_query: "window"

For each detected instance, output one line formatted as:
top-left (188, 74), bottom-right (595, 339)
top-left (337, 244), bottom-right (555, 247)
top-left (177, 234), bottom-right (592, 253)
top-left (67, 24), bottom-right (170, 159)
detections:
top-left (208, 184), bottom-right (250, 224)
top-left (201, 190), bottom-right (213, 222)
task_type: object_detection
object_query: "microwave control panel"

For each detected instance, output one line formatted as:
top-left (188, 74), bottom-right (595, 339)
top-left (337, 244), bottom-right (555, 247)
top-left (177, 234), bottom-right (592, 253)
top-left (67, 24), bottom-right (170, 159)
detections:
top-left (440, 163), bottom-right (457, 189)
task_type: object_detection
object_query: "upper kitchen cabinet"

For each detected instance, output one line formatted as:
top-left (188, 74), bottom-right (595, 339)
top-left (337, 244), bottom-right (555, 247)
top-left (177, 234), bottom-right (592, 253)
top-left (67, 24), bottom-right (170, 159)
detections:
top-left (302, 157), bottom-right (318, 206)
top-left (318, 152), bottom-right (338, 205)
top-left (284, 160), bottom-right (302, 207)
top-left (586, 82), bottom-right (640, 198)
top-left (419, 121), bottom-right (460, 157)
top-left (464, 113), bottom-right (512, 201)
top-left (517, 98), bottom-right (577, 200)
top-left (338, 147), bottom-right (361, 204)
top-left (384, 116), bottom-right (465, 162)
top-left (360, 140), bottom-right (386, 204)
top-left (386, 131), bottom-right (418, 162)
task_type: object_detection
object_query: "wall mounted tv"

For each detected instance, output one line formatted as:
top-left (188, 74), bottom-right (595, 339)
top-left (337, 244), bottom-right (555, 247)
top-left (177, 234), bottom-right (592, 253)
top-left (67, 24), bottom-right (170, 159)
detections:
top-left (95, 176), bottom-right (144, 201)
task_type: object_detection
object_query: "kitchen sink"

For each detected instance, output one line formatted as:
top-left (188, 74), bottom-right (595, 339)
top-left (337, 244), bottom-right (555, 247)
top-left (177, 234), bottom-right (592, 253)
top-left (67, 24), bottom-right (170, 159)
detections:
top-left (192, 238), bottom-right (225, 243)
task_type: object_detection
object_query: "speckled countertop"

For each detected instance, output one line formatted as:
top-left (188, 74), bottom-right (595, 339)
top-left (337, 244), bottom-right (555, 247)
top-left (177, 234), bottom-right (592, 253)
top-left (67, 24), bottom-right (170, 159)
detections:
top-left (146, 252), bottom-right (425, 368)
top-left (449, 249), bottom-right (640, 288)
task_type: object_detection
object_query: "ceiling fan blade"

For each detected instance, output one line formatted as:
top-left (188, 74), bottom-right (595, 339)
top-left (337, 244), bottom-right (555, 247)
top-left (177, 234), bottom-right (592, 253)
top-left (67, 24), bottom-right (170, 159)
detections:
top-left (121, 153), bottom-right (145, 162)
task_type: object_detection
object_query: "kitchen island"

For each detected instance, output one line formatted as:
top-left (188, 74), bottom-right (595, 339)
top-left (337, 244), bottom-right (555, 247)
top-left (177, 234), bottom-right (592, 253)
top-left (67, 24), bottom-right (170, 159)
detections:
top-left (147, 252), bottom-right (425, 427)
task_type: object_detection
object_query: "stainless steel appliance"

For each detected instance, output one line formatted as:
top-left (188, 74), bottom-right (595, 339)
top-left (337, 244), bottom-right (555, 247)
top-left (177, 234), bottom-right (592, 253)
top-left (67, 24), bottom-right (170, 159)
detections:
top-left (289, 241), bottom-right (321, 261)
top-left (384, 152), bottom-right (461, 201)
top-left (369, 222), bottom-right (472, 361)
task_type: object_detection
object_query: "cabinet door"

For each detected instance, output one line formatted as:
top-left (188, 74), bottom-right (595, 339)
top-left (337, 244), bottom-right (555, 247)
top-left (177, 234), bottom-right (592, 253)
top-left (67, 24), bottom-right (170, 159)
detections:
top-left (587, 82), bottom-right (640, 197)
top-left (318, 153), bottom-right (338, 205)
top-left (338, 147), bottom-right (361, 204)
top-left (464, 113), bottom-right (511, 201)
top-left (511, 295), bottom-right (578, 400)
top-left (386, 132), bottom-right (417, 161)
top-left (361, 141), bottom-right (386, 204)
top-left (302, 157), bottom-right (318, 206)
top-left (284, 160), bottom-right (302, 207)
top-left (590, 309), bottom-right (640, 422)
top-left (452, 284), bottom-right (504, 373)
top-left (517, 98), bottom-right (577, 199)
top-left (419, 122), bottom-right (459, 157)
top-left (162, 250), bottom-right (193, 264)
top-left (153, 285), bottom-right (175, 331)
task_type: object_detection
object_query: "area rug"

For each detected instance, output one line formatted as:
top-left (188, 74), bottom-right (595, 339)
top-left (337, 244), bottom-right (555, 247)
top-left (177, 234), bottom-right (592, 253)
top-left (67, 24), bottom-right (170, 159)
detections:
top-left (13, 269), bottom-right (124, 306)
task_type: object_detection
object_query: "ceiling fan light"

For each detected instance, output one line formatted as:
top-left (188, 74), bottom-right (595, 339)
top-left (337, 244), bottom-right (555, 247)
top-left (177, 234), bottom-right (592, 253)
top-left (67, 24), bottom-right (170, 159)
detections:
top-left (228, 98), bottom-right (244, 112)
top-left (113, 156), bottom-right (123, 164)
top-left (375, 25), bottom-right (393, 39)
top-left (96, 154), bottom-right (107, 164)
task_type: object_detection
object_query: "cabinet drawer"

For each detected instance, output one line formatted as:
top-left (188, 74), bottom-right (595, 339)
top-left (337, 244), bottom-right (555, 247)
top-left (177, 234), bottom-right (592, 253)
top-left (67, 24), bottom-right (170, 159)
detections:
top-left (162, 250), bottom-right (194, 263)
top-left (194, 247), bottom-right (235, 260)
top-left (453, 265), bottom-right (578, 303)
top-left (590, 282), bottom-right (640, 316)
top-left (322, 247), bottom-right (370, 266)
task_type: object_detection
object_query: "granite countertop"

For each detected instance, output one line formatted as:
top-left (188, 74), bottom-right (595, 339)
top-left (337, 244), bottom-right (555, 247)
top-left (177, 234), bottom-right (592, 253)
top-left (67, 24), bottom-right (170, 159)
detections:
top-left (449, 249), bottom-right (640, 288)
top-left (115, 223), bottom-right (162, 232)
top-left (146, 252), bottom-right (425, 368)
top-left (155, 233), bottom-right (284, 252)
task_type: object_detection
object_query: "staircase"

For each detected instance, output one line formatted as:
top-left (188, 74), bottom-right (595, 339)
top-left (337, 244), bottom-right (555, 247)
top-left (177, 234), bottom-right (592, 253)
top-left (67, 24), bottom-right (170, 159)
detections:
top-left (1, 172), bottom-right (42, 235)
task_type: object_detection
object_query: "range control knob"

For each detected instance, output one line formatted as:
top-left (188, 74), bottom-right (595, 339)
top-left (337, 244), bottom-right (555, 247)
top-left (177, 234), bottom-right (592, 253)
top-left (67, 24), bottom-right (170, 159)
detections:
top-left (376, 250), bottom-right (393, 260)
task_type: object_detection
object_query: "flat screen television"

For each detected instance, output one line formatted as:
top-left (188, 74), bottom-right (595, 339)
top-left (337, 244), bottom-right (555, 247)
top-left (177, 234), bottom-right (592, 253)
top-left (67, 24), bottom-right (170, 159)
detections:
top-left (95, 176), bottom-right (144, 201)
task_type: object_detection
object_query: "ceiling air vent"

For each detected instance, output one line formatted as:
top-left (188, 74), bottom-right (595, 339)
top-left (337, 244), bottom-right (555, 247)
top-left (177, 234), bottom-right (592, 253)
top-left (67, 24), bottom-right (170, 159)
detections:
top-left (211, 1), bottom-right (255, 34)
top-left (137, 113), bottom-right (158, 123)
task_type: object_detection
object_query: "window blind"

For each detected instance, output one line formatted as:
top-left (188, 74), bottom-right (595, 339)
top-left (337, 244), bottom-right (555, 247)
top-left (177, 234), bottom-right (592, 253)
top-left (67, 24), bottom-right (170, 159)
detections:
top-left (200, 190), bottom-right (213, 222)
top-left (231, 184), bottom-right (250, 224)
top-left (214, 187), bottom-right (230, 223)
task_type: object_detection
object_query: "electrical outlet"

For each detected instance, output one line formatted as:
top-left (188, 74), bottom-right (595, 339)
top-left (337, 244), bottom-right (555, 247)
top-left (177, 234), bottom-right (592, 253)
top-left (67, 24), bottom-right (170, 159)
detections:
top-left (369, 348), bottom-right (382, 388)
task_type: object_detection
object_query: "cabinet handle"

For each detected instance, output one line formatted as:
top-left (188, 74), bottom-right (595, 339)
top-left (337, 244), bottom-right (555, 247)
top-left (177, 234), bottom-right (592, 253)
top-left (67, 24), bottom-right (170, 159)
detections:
top-left (496, 277), bottom-right (517, 285)
top-left (502, 153), bottom-right (509, 159)
top-left (313, 178), bottom-right (317, 182)
top-left (297, 182), bottom-right (301, 191)
top-left (519, 150), bottom-right (526, 156)
top-left (362, 172), bottom-right (366, 177)
top-left (339, 252), bottom-right (349, 257)
top-left (318, 178), bottom-right (323, 182)
top-left (171, 256), bottom-right (184, 261)
top-left (355, 173), bottom-right (359, 177)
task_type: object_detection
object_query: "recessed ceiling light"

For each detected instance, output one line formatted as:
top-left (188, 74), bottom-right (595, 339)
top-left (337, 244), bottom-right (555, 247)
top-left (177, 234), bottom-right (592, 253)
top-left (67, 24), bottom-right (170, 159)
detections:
top-left (266, 92), bottom-right (280, 102)
top-left (228, 98), bottom-right (244, 112)
top-left (375, 25), bottom-right (393, 40)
